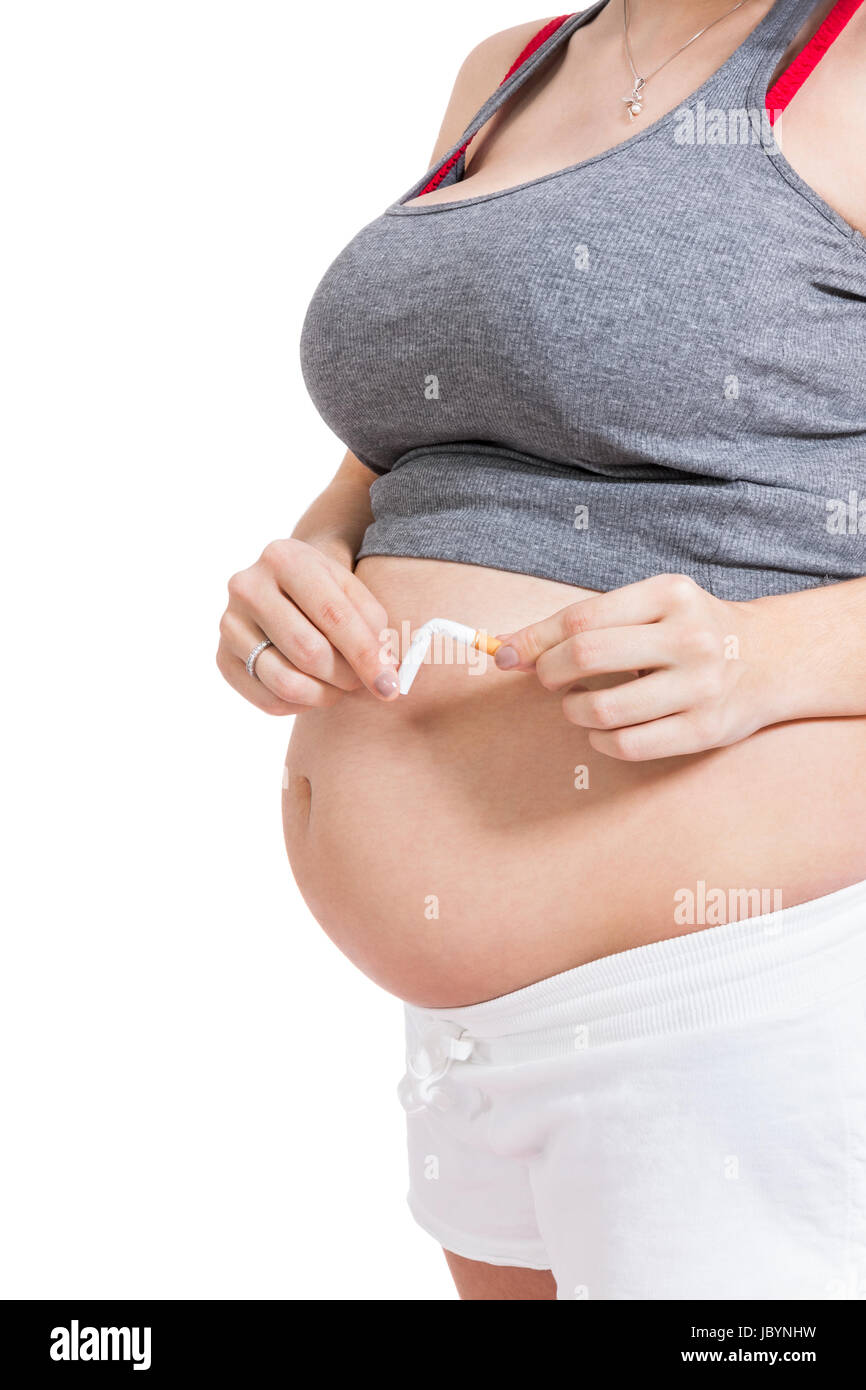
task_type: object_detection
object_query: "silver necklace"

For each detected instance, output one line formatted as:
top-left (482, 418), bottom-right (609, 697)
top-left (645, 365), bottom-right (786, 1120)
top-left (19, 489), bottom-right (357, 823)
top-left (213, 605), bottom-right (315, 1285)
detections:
top-left (622, 0), bottom-right (754, 120)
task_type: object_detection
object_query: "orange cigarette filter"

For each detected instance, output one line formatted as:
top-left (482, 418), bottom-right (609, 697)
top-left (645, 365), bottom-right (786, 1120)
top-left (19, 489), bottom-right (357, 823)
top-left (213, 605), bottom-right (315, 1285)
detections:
top-left (473, 631), bottom-right (503, 656)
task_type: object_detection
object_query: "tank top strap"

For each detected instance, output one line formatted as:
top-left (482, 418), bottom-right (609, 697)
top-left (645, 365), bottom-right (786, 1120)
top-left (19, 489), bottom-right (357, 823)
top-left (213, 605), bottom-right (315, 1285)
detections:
top-left (402, 6), bottom-right (603, 204)
top-left (500, 13), bottom-right (578, 85)
top-left (708, 0), bottom-right (837, 109)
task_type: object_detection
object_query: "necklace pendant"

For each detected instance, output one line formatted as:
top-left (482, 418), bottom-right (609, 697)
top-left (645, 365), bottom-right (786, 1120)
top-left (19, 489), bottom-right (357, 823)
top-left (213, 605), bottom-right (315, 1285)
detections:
top-left (622, 76), bottom-right (646, 121)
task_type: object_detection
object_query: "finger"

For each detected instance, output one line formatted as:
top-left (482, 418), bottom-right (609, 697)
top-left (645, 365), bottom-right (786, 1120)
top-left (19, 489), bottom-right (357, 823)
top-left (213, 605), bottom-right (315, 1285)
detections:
top-left (232, 593), bottom-right (361, 692)
top-left (220, 611), bottom-right (345, 709)
top-left (495, 574), bottom-right (697, 670)
top-left (536, 626), bottom-right (668, 693)
top-left (588, 709), bottom-right (725, 762)
top-left (562, 671), bottom-right (688, 730)
top-left (323, 552), bottom-right (391, 639)
top-left (253, 649), bottom-right (343, 708)
top-left (216, 645), bottom-right (298, 716)
top-left (283, 559), bottom-right (399, 700)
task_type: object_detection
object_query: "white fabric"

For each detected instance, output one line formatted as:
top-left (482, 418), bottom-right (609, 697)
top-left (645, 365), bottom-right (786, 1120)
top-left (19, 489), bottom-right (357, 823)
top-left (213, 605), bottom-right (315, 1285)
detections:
top-left (400, 879), bottom-right (866, 1299)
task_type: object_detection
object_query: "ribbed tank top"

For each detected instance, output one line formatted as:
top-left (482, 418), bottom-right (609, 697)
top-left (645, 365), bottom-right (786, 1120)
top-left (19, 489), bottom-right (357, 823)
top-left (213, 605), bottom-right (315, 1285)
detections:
top-left (299, 0), bottom-right (866, 599)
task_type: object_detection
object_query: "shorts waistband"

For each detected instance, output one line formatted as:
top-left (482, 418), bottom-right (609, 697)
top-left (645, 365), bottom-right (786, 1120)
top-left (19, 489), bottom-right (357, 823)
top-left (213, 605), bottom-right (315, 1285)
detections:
top-left (405, 879), bottom-right (866, 1064)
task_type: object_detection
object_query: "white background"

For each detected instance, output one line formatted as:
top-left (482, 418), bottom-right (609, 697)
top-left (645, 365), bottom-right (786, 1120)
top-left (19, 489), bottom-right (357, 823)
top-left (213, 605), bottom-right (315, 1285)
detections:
top-left (0, 0), bottom-right (558, 1300)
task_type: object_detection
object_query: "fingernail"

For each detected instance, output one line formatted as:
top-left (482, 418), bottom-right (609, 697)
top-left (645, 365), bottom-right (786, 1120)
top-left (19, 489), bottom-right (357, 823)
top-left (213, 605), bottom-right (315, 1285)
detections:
top-left (374, 670), bottom-right (399, 697)
top-left (494, 645), bottom-right (519, 670)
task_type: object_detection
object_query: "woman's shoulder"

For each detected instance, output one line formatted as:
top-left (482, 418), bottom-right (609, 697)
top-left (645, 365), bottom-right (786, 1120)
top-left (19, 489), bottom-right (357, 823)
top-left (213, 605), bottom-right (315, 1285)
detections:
top-left (460, 15), bottom-right (562, 82)
top-left (427, 16), bottom-right (561, 165)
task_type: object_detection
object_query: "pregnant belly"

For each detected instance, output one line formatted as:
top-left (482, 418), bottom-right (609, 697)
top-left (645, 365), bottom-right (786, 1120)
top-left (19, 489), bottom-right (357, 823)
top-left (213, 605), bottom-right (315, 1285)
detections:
top-left (284, 556), bottom-right (866, 1007)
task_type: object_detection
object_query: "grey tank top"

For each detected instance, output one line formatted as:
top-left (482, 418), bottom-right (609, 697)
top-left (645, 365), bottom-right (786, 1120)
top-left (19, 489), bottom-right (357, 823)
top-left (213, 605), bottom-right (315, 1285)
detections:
top-left (299, 0), bottom-right (866, 599)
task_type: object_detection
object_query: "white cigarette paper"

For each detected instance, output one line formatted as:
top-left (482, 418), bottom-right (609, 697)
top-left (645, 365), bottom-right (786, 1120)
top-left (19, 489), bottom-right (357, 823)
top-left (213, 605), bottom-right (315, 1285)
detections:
top-left (397, 618), bottom-right (499, 695)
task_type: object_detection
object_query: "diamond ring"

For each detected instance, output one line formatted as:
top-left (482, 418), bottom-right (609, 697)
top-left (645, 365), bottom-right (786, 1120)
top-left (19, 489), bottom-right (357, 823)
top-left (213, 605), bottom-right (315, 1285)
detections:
top-left (245, 638), bottom-right (273, 678)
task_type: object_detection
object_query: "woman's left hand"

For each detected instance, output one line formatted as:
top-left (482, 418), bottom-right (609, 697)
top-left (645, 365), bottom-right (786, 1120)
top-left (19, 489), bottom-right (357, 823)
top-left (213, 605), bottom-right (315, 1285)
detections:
top-left (493, 573), bottom-right (774, 761)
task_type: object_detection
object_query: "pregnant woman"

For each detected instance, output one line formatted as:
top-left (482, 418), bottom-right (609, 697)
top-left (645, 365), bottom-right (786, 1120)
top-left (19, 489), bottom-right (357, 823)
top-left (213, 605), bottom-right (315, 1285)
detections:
top-left (217, 0), bottom-right (866, 1299)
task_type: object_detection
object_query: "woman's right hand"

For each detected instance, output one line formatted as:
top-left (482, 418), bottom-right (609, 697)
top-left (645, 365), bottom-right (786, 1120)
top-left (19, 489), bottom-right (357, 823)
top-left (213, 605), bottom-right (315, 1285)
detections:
top-left (217, 538), bottom-right (400, 715)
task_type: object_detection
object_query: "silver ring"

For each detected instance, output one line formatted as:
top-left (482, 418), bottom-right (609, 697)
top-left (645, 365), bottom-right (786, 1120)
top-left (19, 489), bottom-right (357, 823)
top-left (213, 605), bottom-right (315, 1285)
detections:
top-left (245, 638), bottom-right (272, 678)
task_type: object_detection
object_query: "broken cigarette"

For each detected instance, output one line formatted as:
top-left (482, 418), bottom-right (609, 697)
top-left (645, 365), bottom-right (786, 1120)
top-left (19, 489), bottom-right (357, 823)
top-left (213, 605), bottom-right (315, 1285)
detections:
top-left (396, 618), bottom-right (503, 695)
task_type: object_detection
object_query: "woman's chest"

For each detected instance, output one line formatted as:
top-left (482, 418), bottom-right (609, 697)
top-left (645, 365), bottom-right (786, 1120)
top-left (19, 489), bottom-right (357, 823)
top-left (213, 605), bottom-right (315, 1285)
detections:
top-left (301, 155), bottom-right (866, 475)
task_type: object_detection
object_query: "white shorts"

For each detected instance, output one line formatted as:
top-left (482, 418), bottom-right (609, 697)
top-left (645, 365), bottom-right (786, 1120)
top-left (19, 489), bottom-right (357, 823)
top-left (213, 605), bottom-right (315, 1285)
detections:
top-left (399, 880), bottom-right (866, 1300)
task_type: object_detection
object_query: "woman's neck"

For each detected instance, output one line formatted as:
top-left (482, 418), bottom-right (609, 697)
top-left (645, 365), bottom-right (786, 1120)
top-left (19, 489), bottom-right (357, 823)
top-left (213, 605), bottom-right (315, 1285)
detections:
top-left (626, 0), bottom-right (772, 18)
top-left (596, 0), bottom-right (779, 52)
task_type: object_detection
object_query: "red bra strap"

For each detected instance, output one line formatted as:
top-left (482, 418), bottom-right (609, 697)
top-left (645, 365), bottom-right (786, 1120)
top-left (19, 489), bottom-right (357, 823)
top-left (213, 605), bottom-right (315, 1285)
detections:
top-left (418, 14), bottom-right (573, 197)
top-left (766, 0), bottom-right (864, 123)
top-left (500, 13), bottom-right (575, 83)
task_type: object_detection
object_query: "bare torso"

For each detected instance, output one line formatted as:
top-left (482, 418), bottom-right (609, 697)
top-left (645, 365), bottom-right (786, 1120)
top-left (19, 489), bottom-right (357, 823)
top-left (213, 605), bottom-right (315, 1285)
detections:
top-left (285, 558), bottom-right (866, 1006)
top-left (283, 0), bottom-right (866, 1007)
